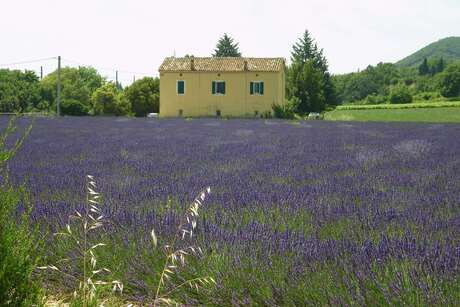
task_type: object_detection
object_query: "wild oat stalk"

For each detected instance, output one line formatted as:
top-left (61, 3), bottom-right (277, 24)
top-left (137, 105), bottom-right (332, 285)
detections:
top-left (38, 175), bottom-right (122, 306)
top-left (152, 187), bottom-right (216, 306)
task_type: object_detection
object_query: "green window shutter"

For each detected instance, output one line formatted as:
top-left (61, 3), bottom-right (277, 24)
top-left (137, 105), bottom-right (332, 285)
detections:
top-left (222, 82), bottom-right (226, 94)
top-left (260, 82), bottom-right (264, 95)
top-left (177, 81), bottom-right (184, 94)
top-left (212, 81), bottom-right (216, 94)
top-left (250, 82), bottom-right (254, 95)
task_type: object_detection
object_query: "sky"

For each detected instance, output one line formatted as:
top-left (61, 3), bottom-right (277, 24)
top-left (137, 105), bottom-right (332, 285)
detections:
top-left (1, 0), bottom-right (459, 85)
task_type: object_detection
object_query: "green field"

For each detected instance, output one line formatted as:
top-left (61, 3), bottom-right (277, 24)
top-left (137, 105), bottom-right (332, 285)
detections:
top-left (336, 100), bottom-right (460, 111)
top-left (324, 107), bottom-right (460, 123)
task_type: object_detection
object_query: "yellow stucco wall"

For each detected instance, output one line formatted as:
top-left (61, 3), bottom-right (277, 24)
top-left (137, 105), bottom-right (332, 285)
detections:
top-left (159, 70), bottom-right (285, 117)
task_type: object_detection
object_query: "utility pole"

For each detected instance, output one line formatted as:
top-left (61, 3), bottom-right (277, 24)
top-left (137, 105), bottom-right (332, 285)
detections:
top-left (40, 66), bottom-right (43, 80)
top-left (133, 75), bottom-right (136, 83)
top-left (116, 70), bottom-right (119, 88)
top-left (57, 56), bottom-right (61, 116)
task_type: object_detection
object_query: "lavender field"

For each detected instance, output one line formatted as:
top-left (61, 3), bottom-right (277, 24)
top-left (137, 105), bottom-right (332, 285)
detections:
top-left (8, 117), bottom-right (460, 305)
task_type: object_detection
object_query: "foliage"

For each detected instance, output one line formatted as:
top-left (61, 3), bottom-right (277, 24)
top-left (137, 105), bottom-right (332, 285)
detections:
top-left (418, 57), bottom-right (445, 76)
top-left (92, 83), bottom-right (131, 116)
top-left (389, 84), bottom-right (413, 104)
top-left (325, 106), bottom-right (460, 122)
top-left (41, 66), bottom-right (104, 115)
top-left (61, 99), bottom-right (91, 116)
top-left (212, 33), bottom-right (241, 57)
top-left (287, 30), bottom-right (336, 112)
top-left (439, 62), bottom-right (460, 98)
top-left (288, 60), bottom-right (325, 113)
top-left (413, 91), bottom-right (442, 101)
top-left (418, 58), bottom-right (430, 75)
top-left (124, 77), bottom-right (159, 117)
top-left (0, 116), bottom-right (43, 306)
top-left (333, 63), bottom-right (400, 104)
top-left (397, 36), bottom-right (460, 67)
top-left (272, 99), bottom-right (297, 119)
top-left (0, 69), bottom-right (42, 113)
top-left (336, 100), bottom-right (460, 110)
top-left (364, 94), bottom-right (388, 105)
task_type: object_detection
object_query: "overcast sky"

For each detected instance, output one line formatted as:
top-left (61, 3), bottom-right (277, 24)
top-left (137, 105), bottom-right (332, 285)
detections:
top-left (1, 0), bottom-right (459, 85)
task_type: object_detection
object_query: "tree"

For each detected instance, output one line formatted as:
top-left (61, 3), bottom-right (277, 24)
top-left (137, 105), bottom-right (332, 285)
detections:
top-left (389, 84), bottom-right (413, 104)
top-left (287, 30), bottom-right (335, 112)
top-left (435, 57), bottom-right (445, 74)
top-left (213, 33), bottom-right (241, 57)
top-left (0, 69), bottom-right (42, 113)
top-left (92, 83), bottom-right (130, 116)
top-left (40, 66), bottom-right (104, 115)
top-left (288, 60), bottom-right (325, 113)
top-left (60, 99), bottom-right (90, 116)
top-left (439, 62), bottom-right (460, 98)
top-left (333, 63), bottom-right (401, 104)
top-left (125, 77), bottom-right (159, 117)
top-left (418, 58), bottom-right (430, 75)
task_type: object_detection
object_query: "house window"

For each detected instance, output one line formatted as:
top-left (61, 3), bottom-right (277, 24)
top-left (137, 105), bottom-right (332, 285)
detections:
top-left (177, 80), bottom-right (185, 95)
top-left (212, 81), bottom-right (226, 95)
top-left (250, 81), bottom-right (264, 95)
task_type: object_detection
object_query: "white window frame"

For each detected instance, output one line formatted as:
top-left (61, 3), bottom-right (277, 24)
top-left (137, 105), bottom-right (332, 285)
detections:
top-left (176, 80), bottom-right (185, 95)
top-left (212, 80), bottom-right (226, 96)
top-left (250, 80), bottom-right (264, 96)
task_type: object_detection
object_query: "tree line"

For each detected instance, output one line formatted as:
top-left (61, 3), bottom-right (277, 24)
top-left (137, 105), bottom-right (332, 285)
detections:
top-left (333, 56), bottom-right (460, 106)
top-left (0, 67), bottom-right (159, 116)
top-left (2, 31), bottom-right (459, 116)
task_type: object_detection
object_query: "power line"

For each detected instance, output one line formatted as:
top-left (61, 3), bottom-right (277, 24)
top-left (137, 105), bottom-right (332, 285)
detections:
top-left (0, 56), bottom-right (157, 79)
top-left (61, 57), bottom-right (153, 76)
top-left (0, 57), bottom-right (56, 67)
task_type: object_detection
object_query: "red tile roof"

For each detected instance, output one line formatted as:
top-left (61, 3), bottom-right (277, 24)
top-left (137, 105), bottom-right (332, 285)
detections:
top-left (159, 57), bottom-right (285, 72)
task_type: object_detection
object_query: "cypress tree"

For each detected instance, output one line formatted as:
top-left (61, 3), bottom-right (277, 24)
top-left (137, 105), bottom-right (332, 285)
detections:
top-left (436, 57), bottom-right (445, 74)
top-left (418, 58), bottom-right (429, 75)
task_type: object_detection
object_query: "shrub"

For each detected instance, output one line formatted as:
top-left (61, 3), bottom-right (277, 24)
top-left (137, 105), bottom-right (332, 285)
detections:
top-left (439, 62), bottom-right (460, 98)
top-left (0, 117), bottom-right (43, 306)
top-left (260, 110), bottom-right (273, 119)
top-left (125, 77), bottom-right (159, 117)
top-left (272, 98), bottom-right (298, 119)
top-left (390, 85), bottom-right (413, 104)
top-left (61, 99), bottom-right (90, 116)
top-left (414, 92), bottom-right (442, 101)
top-left (92, 83), bottom-right (131, 116)
top-left (365, 94), bottom-right (387, 105)
top-left (0, 183), bottom-right (43, 306)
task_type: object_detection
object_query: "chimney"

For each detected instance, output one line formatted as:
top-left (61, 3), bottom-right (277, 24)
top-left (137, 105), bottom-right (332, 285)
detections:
top-left (243, 59), bottom-right (248, 71)
top-left (190, 56), bottom-right (195, 71)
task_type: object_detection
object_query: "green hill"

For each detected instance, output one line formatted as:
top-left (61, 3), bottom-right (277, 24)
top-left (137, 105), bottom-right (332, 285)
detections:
top-left (396, 37), bottom-right (460, 67)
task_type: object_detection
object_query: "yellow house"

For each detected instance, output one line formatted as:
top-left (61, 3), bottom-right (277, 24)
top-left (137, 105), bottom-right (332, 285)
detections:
top-left (158, 57), bottom-right (285, 117)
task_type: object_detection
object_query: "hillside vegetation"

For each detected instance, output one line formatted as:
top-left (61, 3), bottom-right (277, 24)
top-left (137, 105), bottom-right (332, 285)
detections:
top-left (397, 37), bottom-right (460, 67)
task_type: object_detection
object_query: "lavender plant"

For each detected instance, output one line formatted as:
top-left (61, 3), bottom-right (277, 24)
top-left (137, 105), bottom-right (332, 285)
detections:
top-left (7, 117), bottom-right (460, 304)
